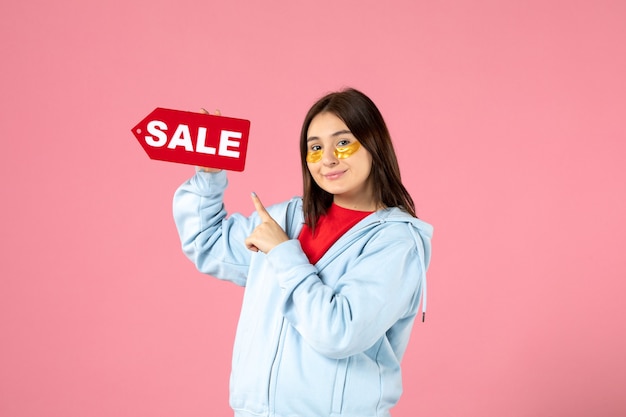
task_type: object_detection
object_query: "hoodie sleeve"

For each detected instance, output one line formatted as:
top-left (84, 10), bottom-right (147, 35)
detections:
top-left (172, 170), bottom-right (257, 286)
top-left (266, 222), bottom-right (429, 359)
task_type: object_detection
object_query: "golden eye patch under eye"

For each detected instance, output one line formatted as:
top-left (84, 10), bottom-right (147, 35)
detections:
top-left (334, 141), bottom-right (361, 159)
top-left (306, 141), bottom-right (361, 163)
top-left (306, 149), bottom-right (323, 163)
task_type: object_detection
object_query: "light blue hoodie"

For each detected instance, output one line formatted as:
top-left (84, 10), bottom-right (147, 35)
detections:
top-left (173, 171), bottom-right (433, 417)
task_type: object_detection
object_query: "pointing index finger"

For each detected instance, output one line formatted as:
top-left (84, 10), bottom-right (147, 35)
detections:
top-left (251, 192), bottom-right (272, 221)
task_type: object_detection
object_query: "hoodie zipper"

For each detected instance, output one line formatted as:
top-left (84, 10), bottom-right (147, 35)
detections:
top-left (267, 318), bottom-right (286, 415)
top-left (264, 220), bottom-right (382, 415)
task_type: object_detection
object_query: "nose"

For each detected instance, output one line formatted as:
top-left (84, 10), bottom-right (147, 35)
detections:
top-left (322, 148), bottom-right (339, 166)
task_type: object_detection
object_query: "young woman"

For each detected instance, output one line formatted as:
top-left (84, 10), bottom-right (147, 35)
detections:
top-left (173, 88), bottom-right (433, 417)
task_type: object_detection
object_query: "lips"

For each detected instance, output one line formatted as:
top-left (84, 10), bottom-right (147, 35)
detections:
top-left (323, 170), bottom-right (346, 180)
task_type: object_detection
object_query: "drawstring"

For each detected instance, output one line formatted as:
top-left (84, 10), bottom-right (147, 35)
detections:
top-left (421, 273), bottom-right (427, 322)
top-left (409, 225), bottom-right (429, 323)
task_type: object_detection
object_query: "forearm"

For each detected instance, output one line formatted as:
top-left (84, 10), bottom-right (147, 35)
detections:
top-left (267, 239), bottom-right (422, 359)
top-left (172, 170), bottom-right (250, 285)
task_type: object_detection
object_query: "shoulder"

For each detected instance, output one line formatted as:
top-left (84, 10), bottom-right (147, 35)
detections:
top-left (364, 208), bottom-right (433, 257)
top-left (372, 207), bottom-right (433, 238)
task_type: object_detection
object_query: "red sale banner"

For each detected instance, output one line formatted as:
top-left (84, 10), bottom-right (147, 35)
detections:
top-left (131, 108), bottom-right (250, 171)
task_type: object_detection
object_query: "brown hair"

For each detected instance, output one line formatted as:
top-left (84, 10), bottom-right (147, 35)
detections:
top-left (300, 88), bottom-right (416, 230)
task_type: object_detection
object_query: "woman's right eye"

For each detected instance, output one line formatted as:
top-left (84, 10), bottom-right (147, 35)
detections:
top-left (311, 145), bottom-right (322, 151)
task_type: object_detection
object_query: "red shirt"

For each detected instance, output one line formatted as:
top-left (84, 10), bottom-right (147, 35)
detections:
top-left (298, 203), bottom-right (374, 265)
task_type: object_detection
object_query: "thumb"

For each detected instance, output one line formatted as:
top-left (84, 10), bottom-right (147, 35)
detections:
top-left (251, 192), bottom-right (272, 221)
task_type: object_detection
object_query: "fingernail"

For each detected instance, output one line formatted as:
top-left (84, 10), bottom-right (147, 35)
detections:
top-left (251, 191), bottom-right (257, 198)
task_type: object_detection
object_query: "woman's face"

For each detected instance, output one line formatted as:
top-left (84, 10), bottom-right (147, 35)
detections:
top-left (306, 112), bottom-right (375, 211)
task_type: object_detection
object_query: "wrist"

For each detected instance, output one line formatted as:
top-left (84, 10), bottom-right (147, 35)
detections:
top-left (196, 166), bottom-right (222, 173)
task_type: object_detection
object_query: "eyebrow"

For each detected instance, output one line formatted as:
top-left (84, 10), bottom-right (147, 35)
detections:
top-left (307, 129), bottom-right (353, 142)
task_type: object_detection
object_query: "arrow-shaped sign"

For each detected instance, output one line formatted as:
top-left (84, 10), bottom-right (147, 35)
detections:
top-left (131, 108), bottom-right (250, 171)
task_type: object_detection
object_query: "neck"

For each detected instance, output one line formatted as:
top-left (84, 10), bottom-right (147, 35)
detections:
top-left (333, 196), bottom-right (379, 212)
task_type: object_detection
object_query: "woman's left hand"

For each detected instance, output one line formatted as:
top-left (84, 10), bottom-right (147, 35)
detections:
top-left (245, 192), bottom-right (289, 253)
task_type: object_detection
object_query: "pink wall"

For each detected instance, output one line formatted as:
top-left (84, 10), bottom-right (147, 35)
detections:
top-left (1, 1), bottom-right (625, 416)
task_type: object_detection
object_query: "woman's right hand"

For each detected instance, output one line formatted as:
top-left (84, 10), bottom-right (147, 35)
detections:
top-left (196, 107), bottom-right (222, 173)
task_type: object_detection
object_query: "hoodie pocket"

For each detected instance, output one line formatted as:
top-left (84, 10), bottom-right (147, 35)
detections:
top-left (330, 357), bottom-right (350, 416)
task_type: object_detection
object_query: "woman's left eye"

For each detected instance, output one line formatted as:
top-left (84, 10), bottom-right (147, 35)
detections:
top-left (337, 139), bottom-right (350, 147)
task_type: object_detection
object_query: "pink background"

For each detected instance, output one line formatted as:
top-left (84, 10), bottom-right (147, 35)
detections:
top-left (1, 1), bottom-right (625, 416)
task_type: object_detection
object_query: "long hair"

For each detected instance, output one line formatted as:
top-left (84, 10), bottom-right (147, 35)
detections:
top-left (300, 88), bottom-right (416, 230)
